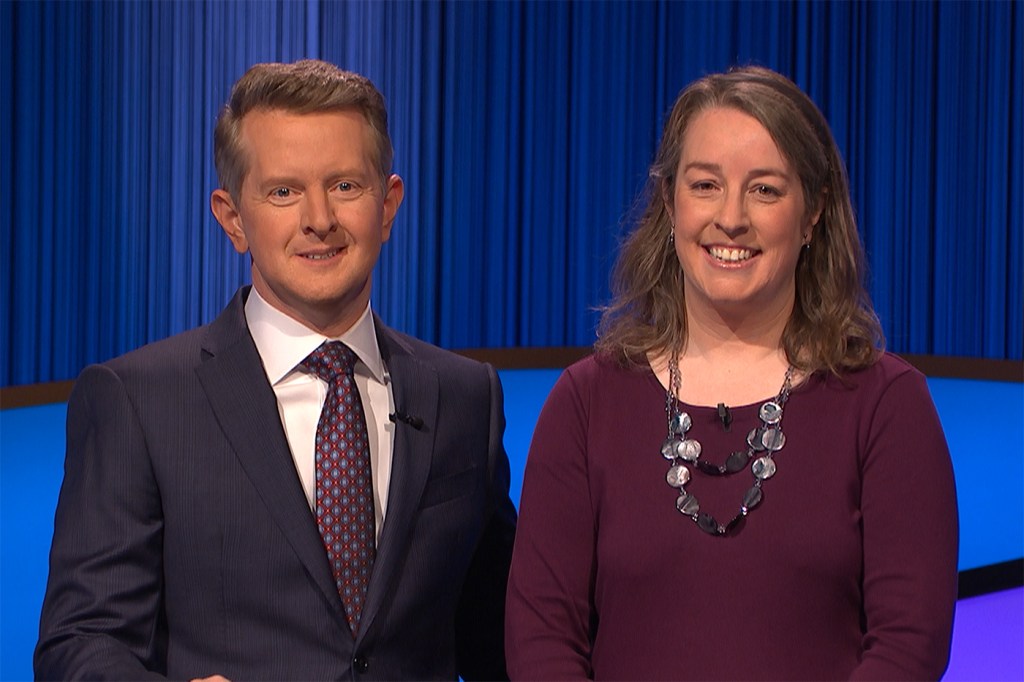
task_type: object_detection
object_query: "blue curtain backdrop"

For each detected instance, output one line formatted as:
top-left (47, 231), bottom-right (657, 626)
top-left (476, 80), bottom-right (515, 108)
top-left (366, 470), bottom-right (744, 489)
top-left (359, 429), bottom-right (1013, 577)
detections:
top-left (1, 0), bottom-right (1021, 387)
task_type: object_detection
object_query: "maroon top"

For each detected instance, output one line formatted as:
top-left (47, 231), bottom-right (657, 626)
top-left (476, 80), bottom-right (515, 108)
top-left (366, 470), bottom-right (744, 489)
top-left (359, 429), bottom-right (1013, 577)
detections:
top-left (506, 352), bottom-right (958, 681)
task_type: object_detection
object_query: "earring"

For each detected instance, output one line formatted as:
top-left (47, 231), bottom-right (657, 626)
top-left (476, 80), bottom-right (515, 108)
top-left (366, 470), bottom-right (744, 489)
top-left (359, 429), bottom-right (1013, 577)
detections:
top-left (668, 228), bottom-right (675, 245)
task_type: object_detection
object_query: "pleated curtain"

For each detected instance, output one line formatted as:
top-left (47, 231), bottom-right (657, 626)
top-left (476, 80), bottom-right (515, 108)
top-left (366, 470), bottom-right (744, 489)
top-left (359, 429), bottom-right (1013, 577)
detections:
top-left (1, 0), bottom-right (1020, 386)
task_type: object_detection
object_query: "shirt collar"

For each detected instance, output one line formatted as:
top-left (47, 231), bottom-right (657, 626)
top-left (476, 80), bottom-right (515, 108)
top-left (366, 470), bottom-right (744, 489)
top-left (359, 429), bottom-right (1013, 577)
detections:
top-left (244, 288), bottom-right (386, 386)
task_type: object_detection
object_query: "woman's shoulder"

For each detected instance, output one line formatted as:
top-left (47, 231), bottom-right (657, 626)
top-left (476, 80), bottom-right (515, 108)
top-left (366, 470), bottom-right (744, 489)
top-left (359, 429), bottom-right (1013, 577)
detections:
top-left (543, 352), bottom-right (659, 409)
top-left (563, 350), bottom-right (651, 385)
top-left (841, 351), bottom-right (925, 388)
top-left (807, 351), bottom-right (930, 407)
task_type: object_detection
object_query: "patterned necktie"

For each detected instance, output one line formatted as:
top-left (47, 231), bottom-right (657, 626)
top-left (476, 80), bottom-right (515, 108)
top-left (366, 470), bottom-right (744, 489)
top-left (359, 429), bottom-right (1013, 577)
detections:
top-left (302, 341), bottom-right (376, 636)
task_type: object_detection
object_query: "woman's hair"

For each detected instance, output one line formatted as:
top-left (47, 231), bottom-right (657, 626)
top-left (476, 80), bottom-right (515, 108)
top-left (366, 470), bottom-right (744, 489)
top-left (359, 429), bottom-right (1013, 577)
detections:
top-left (214, 59), bottom-right (393, 201)
top-left (595, 66), bottom-right (884, 376)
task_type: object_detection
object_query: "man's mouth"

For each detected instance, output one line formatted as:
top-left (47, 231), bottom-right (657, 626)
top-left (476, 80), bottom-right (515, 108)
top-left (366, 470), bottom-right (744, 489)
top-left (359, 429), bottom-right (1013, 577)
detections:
top-left (301, 247), bottom-right (342, 261)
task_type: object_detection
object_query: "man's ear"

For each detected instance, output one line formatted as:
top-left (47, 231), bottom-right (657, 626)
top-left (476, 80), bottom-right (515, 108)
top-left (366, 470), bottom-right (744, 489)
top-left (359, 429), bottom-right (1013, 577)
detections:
top-left (380, 174), bottom-right (405, 243)
top-left (211, 189), bottom-right (249, 254)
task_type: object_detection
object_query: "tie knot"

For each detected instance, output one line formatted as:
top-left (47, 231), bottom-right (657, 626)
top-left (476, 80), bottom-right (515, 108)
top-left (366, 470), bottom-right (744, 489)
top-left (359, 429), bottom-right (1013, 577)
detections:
top-left (302, 341), bottom-right (358, 383)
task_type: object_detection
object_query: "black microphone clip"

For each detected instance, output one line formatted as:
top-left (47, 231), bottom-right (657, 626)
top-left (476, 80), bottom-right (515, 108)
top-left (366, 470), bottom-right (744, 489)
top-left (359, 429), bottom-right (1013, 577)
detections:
top-left (389, 411), bottom-right (425, 430)
top-left (717, 402), bottom-right (732, 431)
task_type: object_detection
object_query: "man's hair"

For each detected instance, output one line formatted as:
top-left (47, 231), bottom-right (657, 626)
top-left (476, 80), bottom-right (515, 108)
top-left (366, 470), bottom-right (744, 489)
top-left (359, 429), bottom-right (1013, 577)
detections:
top-left (214, 59), bottom-right (393, 200)
top-left (596, 66), bottom-right (884, 376)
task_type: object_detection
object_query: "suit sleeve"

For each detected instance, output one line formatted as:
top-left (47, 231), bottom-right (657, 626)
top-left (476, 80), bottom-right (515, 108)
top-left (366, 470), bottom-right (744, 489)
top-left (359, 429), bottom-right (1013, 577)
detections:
top-left (504, 368), bottom-right (595, 681)
top-left (455, 363), bottom-right (518, 681)
top-left (850, 369), bottom-right (959, 680)
top-left (35, 365), bottom-right (169, 680)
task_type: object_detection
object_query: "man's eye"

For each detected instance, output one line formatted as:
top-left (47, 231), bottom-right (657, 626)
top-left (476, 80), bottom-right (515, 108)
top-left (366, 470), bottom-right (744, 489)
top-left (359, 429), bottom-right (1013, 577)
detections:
top-left (333, 181), bottom-right (368, 201)
top-left (272, 187), bottom-right (291, 198)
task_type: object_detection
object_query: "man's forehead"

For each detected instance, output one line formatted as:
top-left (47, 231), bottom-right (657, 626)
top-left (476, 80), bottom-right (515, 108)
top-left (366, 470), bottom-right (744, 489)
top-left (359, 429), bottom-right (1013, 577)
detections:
top-left (236, 109), bottom-right (379, 180)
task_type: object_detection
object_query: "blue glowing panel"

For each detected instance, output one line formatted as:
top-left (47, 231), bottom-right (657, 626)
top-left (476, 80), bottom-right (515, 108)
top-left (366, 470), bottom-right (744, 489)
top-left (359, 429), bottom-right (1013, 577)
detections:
top-left (0, 403), bottom-right (68, 682)
top-left (944, 587), bottom-right (1024, 681)
top-left (927, 379), bottom-right (1024, 571)
top-left (499, 368), bottom-right (561, 506)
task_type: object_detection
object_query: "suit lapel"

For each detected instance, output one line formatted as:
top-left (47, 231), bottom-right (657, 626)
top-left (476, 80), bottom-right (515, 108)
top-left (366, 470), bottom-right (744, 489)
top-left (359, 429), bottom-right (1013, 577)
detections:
top-left (358, 321), bottom-right (438, 642)
top-left (194, 289), bottom-right (345, 619)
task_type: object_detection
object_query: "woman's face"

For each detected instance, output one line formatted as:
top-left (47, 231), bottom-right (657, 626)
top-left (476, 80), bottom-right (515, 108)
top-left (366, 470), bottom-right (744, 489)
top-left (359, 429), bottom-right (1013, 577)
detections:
top-left (667, 107), bottom-right (819, 323)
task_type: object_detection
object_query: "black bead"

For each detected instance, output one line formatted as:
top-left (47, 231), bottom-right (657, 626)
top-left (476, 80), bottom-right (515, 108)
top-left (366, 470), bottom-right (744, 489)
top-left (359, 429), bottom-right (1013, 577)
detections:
top-left (725, 450), bottom-right (750, 473)
top-left (725, 513), bottom-right (745, 533)
top-left (697, 512), bottom-right (721, 535)
top-left (747, 427), bottom-right (766, 451)
top-left (696, 459), bottom-right (723, 476)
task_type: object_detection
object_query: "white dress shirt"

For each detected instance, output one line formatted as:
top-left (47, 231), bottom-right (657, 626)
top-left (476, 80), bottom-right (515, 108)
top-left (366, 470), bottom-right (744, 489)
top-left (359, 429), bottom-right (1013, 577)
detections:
top-left (244, 289), bottom-right (394, 541)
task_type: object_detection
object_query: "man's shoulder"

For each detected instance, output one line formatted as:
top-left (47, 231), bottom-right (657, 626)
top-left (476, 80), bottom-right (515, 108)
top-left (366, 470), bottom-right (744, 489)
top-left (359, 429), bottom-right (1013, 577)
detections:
top-left (376, 322), bottom-right (492, 375)
top-left (88, 324), bottom-right (211, 383)
top-left (96, 289), bottom-right (248, 379)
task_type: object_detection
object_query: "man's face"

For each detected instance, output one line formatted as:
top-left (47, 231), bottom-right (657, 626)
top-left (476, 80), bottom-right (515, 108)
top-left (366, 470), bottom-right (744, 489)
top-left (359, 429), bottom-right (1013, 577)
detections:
top-left (211, 108), bottom-right (403, 336)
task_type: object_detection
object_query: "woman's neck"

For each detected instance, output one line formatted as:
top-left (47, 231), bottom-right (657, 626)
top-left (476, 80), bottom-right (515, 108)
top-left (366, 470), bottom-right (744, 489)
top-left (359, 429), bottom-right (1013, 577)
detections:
top-left (649, 298), bottom-right (797, 407)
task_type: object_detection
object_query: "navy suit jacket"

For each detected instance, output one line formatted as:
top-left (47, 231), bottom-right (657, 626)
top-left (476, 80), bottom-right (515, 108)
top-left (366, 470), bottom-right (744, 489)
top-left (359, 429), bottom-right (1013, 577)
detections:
top-left (35, 287), bottom-right (517, 680)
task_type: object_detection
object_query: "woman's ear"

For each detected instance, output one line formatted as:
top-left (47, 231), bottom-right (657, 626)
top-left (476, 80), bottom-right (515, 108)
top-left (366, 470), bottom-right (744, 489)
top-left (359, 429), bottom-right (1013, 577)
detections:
top-left (806, 189), bottom-right (827, 244)
top-left (662, 177), bottom-right (676, 227)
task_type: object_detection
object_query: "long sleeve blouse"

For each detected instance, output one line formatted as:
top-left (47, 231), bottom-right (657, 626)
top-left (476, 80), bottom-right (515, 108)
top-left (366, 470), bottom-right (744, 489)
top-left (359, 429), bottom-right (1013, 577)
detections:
top-left (506, 352), bottom-right (958, 681)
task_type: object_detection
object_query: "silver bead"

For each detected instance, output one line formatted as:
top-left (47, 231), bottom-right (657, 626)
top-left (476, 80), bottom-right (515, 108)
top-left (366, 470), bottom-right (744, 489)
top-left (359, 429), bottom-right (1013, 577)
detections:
top-left (761, 428), bottom-right (786, 452)
top-left (742, 485), bottom-right (763, 510)
top-left (666, 464), bottom-right (690, 488)
top-left (676, 492), bottom-right (700, 516)
top-left (670, 411), bottom-right (692, 435)
top-left (752, 456), bottom-right (777, 480)
top-left (676, 438), bottom-right (701, 462)
top-left (759, 401), bottom-right (783, 425)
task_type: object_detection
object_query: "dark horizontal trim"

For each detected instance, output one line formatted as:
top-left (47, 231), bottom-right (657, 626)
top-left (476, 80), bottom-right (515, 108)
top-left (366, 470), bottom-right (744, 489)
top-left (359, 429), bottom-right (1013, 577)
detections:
top-left (0, 380), bottom-right (75, 410)
top-left (898, 354), bottom-right (1023, 382)
top-left (0, 350), bottom-right (1020, 409)
top-left (957, 558), bottom-right (1024, 599)
top-left (456, 347), bottom-right (1023, 382)
top-left (454, 346), bottom-right (592, 370)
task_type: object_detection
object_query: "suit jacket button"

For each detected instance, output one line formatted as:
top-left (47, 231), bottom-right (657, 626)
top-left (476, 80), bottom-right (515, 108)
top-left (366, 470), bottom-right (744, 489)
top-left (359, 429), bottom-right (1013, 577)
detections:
top-left (353, 655), bottom-right (369, 674)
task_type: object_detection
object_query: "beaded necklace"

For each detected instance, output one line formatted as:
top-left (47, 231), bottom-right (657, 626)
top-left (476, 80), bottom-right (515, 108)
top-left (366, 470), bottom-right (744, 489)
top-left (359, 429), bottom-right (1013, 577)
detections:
top-left (661, 350), bottom-right (794, 536)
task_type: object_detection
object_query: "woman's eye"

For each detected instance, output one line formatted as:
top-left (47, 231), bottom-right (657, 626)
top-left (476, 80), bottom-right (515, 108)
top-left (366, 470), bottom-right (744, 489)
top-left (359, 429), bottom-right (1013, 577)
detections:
top-left (754, 184), bottom-right (780, 197)
top-left (691, 181), bottom-right (716, 192)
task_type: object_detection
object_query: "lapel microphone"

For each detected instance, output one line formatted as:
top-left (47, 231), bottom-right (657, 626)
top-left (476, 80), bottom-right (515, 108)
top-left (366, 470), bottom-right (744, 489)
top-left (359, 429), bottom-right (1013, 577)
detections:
top-left (389, 411), bottom-right (425, 430)
top-left (717, 402), bottom-right (732, 431)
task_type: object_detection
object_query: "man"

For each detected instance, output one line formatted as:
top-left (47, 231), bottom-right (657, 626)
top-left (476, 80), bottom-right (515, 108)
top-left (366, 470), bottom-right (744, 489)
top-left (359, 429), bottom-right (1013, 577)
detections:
top-left (35, 60), bottom-right (516, 681)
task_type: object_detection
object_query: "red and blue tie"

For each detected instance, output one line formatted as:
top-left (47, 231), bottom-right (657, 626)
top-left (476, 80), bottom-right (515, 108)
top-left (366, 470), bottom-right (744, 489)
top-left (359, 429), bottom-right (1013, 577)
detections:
top-left (303, 341), bottom-right (376, 636)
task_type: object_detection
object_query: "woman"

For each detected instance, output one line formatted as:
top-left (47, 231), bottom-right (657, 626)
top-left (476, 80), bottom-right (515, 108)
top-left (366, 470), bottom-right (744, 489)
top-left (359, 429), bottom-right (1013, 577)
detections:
top-left (505, 66), bottom-right (958, 680)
